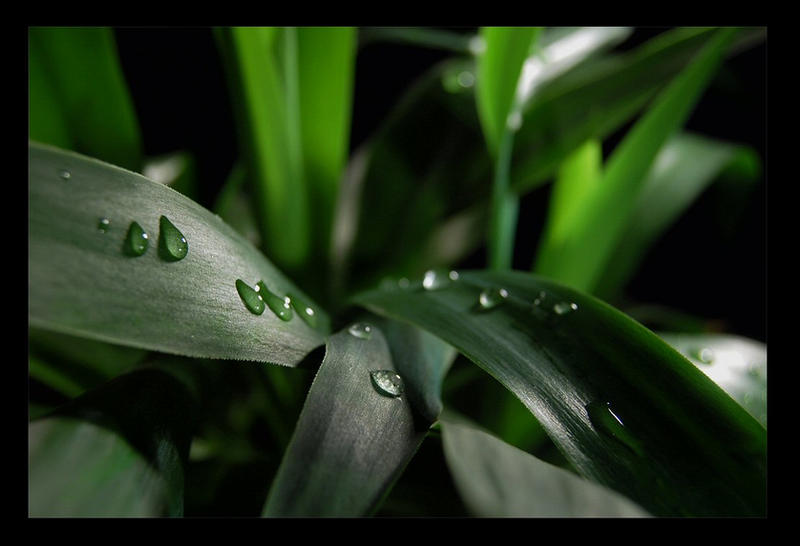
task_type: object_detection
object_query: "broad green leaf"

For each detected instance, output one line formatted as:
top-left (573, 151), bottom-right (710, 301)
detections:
top-left (263, 325), bottom-right (425, 516)
top-left (29, 141), bottom-right (327, 364)
top-left (28, 27), bottom-right (142, 171)
top-left (29, 368), bottom-right (195, 517)
top-left (440, 414), bottom-right (650, 517)
top-left (595, 132), bottom-right (762, 299)
top-left (660, 333), bottom-right (767, 428)
top-left (475, 26), bottom-right (540, 156)
top-left (511, 26), bottom-right (764, 194)
top-left (353, 270), bottom-right (766, 516)
top-left (215, 27), bottom-right (311, 272)
top-left (296, 27), bottom-right (356, 262)
top-left (534, 27), bottom-right (739, 294)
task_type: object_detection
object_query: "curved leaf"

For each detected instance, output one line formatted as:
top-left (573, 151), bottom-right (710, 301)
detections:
top-left (353, 270), bottom-right (766, 516)
top-left (29, 142), bottom-right (327, 365)
top-left (263, 325), bottom-right (424, 516)
top-left (440, 414), bottom-right (650, 517)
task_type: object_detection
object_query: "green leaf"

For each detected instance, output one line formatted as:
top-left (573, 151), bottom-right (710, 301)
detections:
top-left (475, 27), bottom-right (540, 156)
top-left (28, 27), bottom-right (142, 171)
top-left (440, 413), bottom-right (650, 517)
top-left (29, 141), bottom-right (327, 364)
top-left (359, 27), bottom-right (475, 53)
top-left (263, 325), bottom-right (425, 516)
top-left (511, 27), bottom-right (764, 194)
top-left (660, 333), bottom-right (767, 428)
top-left (595, 132), bottom-right (762, 299)
top-left (534, 27), bottom-right (739, 294)
top-left (353, 270), bottom-right (766, 516)
top-left (29, 368), bottom-right (196, 517)
top-left (296, 27), bottom-right (356, 262)
top-left (215, 27), bottom-right (311, 272)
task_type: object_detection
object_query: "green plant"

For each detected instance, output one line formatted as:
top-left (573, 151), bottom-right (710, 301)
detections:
top-left (28, 26), bottom-right (766, 517)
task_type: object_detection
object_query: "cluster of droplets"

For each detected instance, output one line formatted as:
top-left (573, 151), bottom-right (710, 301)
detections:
top-left (234, 278), bottom-right (317, 328)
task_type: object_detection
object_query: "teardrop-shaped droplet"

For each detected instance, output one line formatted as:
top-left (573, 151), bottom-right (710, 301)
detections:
top-left (586, 401), bottom-right (643, 456)
top-left (256, 281), bottom-right (292, 321)
top-left (158, 215), bottom-right (188, 261)
top-left (58, 169), bottom-right (71, 181)
top-left (422, 269), bottom-right (451, 291)
top-left (287, 293), bottom-right (317, 328)
top-left (124, 221), bottom-right (149, 256)
top-left (98, 217), bottom-right (111, 233)
top-left (370, 370), bottom-right (404, 398)
top-left (478, 287), bottom-right (508, 310)
top-left (348, 322), bottom-right (373, 339)
top-left (236, 279), bottom-right (265, 315)
top-left (553, 301), bottom-right (578, 315)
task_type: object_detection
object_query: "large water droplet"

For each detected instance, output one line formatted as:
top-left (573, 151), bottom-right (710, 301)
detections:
top-left (158, 215), bottom-right (188, 261)
top-left (257, 281), bottom-right (293, 321)
top-left (422, 269), bottom-right (451, 291)
top-left (478, 287), bottom-right (508, 310)
top-left (586, 401), bottom-right (643, 456)
top-left (288, 293), bottom-right (317, 328)
top-left (553, 301), bottom-right (578, 315)
top-left (58, 169), bottom-right (71, 181)
top-left (236, 279), bottom-right (265, 315)
top-left (124, 221), bottom-right (149, 256)
top-left (98, 217), bottom-right (111, 233)
top-left (348, 322), bottom-right (373, 339)
top-left (370, 370), bottom-right (404, 398)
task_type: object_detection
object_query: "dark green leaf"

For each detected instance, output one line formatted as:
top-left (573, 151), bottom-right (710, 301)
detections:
top-left (29, 142), bottom-right (327, 364)
top-left (353, 270), bottom-right (766, 516)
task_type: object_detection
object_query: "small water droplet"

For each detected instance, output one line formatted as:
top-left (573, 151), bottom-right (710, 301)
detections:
top-left (98, 217), bottom-right (111, 232)
top-left (532, 291), bottom-right (547, 306)
top-left (124, 221), bottom-right (149, 256)
top-left (448, 270), bottom-right (460, 281)
top-left (586, 401), bottom-right (643, 456)
top-left (158, 215), bottom-right (188, 261)
top-left (287, 293), bottom-right (317, 328)
top-left (370, 370), bottom-right (404, 398)
top-left (58, 169), bottom-right (71, 181)
top-left (348, 322), bottom-right (373, 339)
top-left (457, 71), bottom-right (475, 88)
top-left (478, 287), bottom-right (508, 310)
top-left (236, 279), bottom-right (265, 315)
top-left (257, 281), bottom-right (292, 321)
top-left (553, 301), bottom-right (578, 315)
top-left (422, 269), bottom-right (451, 291)
top-left (690, 347), bottom-right (715, 364)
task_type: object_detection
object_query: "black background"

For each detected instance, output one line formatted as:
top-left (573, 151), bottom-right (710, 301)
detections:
top-left (113, 27), bottom-right (766, 342)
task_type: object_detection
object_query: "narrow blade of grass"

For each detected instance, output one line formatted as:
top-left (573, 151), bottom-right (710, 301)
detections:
top-left (440, 413), bottom-right (650, 517)
top-left (28, 27), bottom-right (142, 171)
top-left (534, 27), bottom-right (739, 294)
top-left (29, 141), bottom-right (327, 364)
top-left (353, 270), bottom-right (766, 516)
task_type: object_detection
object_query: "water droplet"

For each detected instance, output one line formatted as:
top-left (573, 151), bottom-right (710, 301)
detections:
top-left (553, 301), bottom-right (578, 315)
top-left (690, 347), bottom-right (715, 364)
top-left (422, 269), bottom-right (451, 291)
top-left (506, 111), bottom-right (523, 131)
top-left (532, 291), bottom-right (547, 306)
top-left (58, 169), bottom-right (71, 181)
top-left (586, 401), bottom-right (643, 456)
top-left (370, 370), bottom-right (404, 398)
top-left (257, 281), bottom-right (292, 321)
top-left (448, 270), bottom-right (460, 281)
top-left (124, 221), bottom-right (149, 256)
top-left (348, 322), bottom-right (373, 339)
top-left (97, 217), bottom-right (111, 232)
top-left (158, 215), bottom-right (188, 261)
top-left (457, 71), bottom-right (475, 88)
top-left (235, 279), bottom-right (265, 315)
top-left (478, 287), bottom-right (508, 310)
top-left (287, 293), bottom-right (317, 328)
